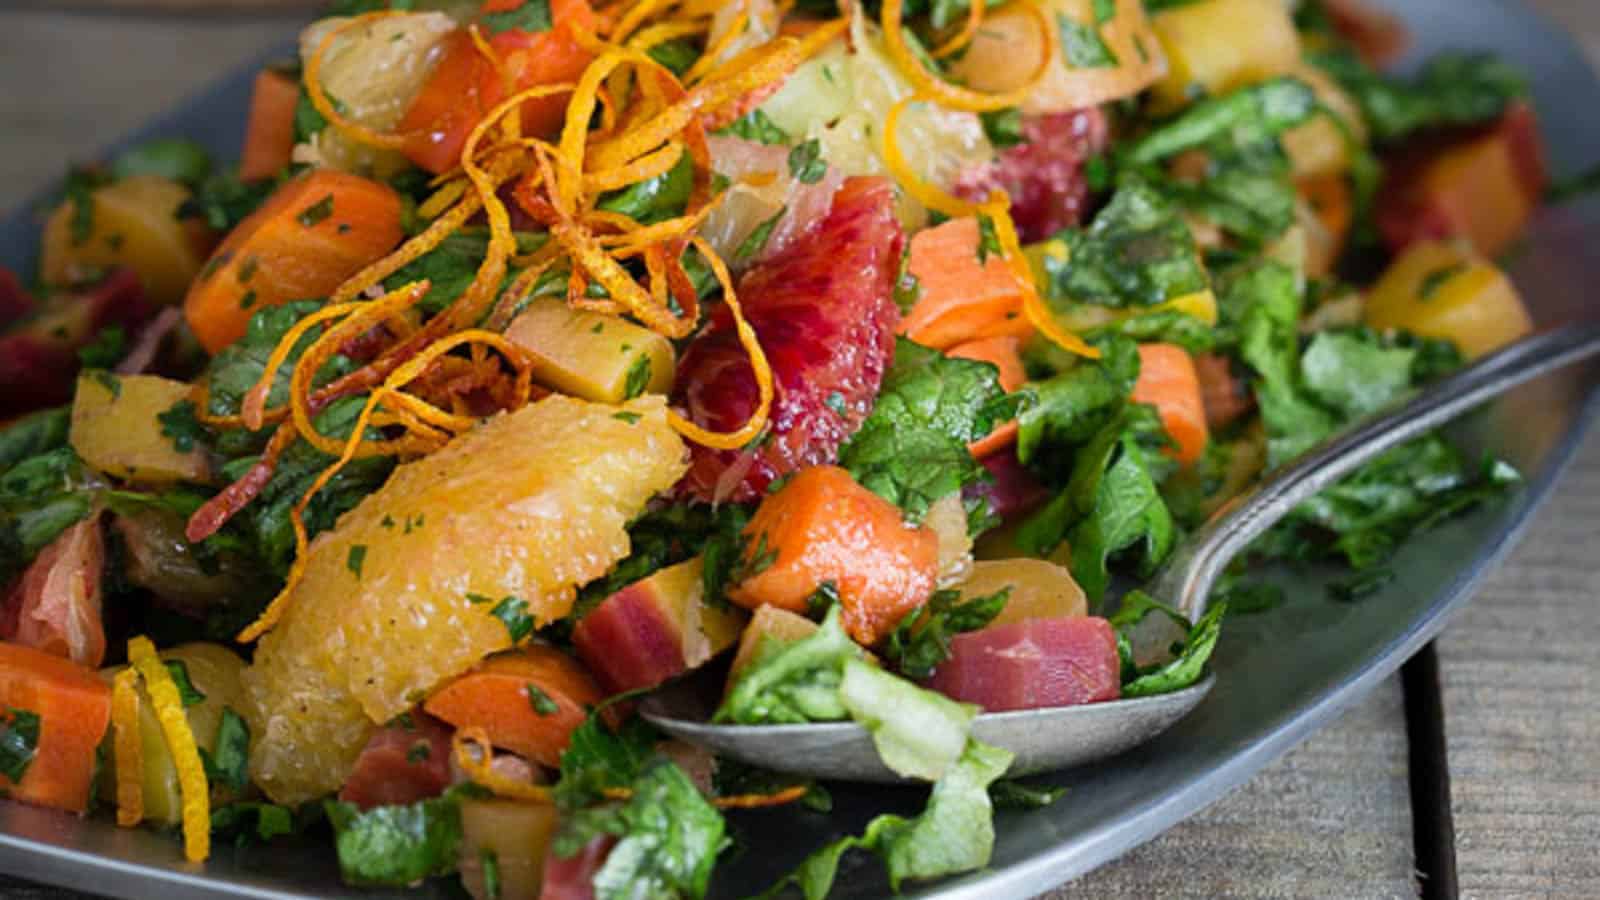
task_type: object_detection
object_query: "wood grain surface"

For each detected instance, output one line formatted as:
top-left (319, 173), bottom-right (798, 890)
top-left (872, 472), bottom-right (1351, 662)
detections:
top-left (0, 5), bottom-right (1596, 900)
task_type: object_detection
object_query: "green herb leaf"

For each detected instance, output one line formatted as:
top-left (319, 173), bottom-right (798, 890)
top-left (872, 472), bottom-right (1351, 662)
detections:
top-left (735, 205), bottom-right (787, 262)
top-left (525, 683), bottom-right (560, 716)
top-left (158, 400), bottom-right (209, 454)
top-left (207, 708), bottom-right (252, 793)
top-left (480, 847), bottom-right (502, 900)
top-left (164, 660), bottom-right (208, 707)
top-left (297, 194), bottom-right (335, 227)
top-left (716, 604), bottom-right (864, 725)
top-left (1033, 179), bottom-right (1210, 310)
top-left (0, 708), bottom-right (41, 783)
top-left (346, 544), bottom-right (367, 580)
top-left (838, 659), bottom-right (977, 781)
top-left (77, 326), bottom-right (126, 370)
top-left (989, 779), bottom-right (1068, 809)
top-left (481, 0), bottom-right (552, 34)
top-left (715, 109), bottom-right (791, 145)
top-left (787, 138), bottom-right (827, 185)
top-left (1057, 13), bottom-right (1117, 68)
top-left (622, 355), bottom-right (653, 400)
top-left (111, 138), bottom-right (214, 188)
top-left (325, 790), bottom-right (466, 886)
top-left (553, 709), bottom-right (661, 810)
top-left (883, 588), bottom-right (1010, 680)
top-left (979, 108), bottom-right (1025, 149)
top-left (489, 596), bottom-right (535, 643)
top-left (1311, 49), bottom-right (1527, 143)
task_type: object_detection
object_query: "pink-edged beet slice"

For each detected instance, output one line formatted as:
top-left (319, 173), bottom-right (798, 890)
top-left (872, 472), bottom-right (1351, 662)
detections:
top-left (336, 712), bottom-right (453, 810)
top-left (924, 616), bottom-right (1121, 712)
top-left (571, 559), bottom-right (744, 695)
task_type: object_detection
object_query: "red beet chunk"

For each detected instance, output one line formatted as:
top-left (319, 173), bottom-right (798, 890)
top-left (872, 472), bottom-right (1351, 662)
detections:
top-left (955, 109), bottom-right (1109, 243)
top-left (965, 450), bottom-right (1050, 523)
top-left (541, 836), bottom-right (616, 900)
top-left (0, 268), bottom-right (155, 417)
top-left (336, 713), bottom-right (453, 810)
top-left (674, 176), bottom-right (903, 502)
top-left (925, 616), bottom-right (1121, 712)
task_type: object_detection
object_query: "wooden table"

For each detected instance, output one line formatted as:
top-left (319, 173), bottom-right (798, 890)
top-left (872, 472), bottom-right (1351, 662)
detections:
top-left (1, 4), bottom-right (1596, 898)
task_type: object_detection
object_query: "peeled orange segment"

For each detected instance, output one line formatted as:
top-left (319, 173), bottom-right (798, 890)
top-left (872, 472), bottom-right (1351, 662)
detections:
top-left (243, 395), bottom-right (687, 804)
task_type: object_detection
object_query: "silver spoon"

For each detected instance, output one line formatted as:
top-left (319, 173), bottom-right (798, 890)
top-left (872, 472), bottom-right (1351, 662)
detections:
top-left (643, 322), bottom-right (1600, 782)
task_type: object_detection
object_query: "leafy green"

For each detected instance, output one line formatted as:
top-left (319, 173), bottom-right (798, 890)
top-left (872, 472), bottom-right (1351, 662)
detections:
top-left (382, 228), bottom-right (545, 315)
top-left (111, 138), bottom-right (214, 188)
top-left (1057, 14), bottom-right (1116, 68)
top-left (597, 153), bottom-right (693, 225)
top-left (715, 109), bottom-right (791, 145)
top-left (0, 448), bottom-right (97, 585)
top-left (179, 171), bottom-right (275, 233)
top-left (838, 338), bottom-right (1021, 524)
top-left (201, 708), bottom-right (252, 793)
top-left (838, 659), bottom-right (977, 781)
top-left (716, 605), bottom-right (864, 725)
top-left (554, 760), bottom-right (728, 900)
top-left (1056, 411), bottom-right (1177, 600)
top-left (325, 790), bottom-right (467, 887)
top-left (647, 38), bottom-right (701, 76)
top-left (1299, 330), bottom-right (1417, 418)
top-left (787, 139), bottom-right (828, 184)
top-left (210, 801), bottom-right (305, 844)
top-left (203, 300), bottom-right (345, 418)
top-left (481, 0), bottom-right (552, 34)
top-left (762, 738), bottom-right (1013, 898)
top-left (1312, 49), bottom-right (1527, 143)
top-left (1035, 180), bottom-right (1210, 310)
top-left (1016, 336), bottom-right (1140, 465)
top-left (0, 708), bottom-right (41, 783)
top-left (735, 206), bottom-right (786, 262)
top-left (77, 326), bottom-right (127, 369)
top-left (1109, 592), bottom-right (1226, 697)
top-left (0, 408), bottom-right (70, 473)
top-left (883, 588), bottom-right (1010, 680)
top-left (989, 779), bottom-right (1068, 810)
top-left (979, 107), bottom-right (1025, 149)
top-left (1122, 77), bottom-right (1319, 166)
top-left (164, 661), bottom-right (208, 707)
top-left (553, 710), bottom-right (661, 811)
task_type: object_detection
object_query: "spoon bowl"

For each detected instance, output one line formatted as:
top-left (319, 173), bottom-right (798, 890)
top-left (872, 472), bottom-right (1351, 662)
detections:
top-left (644, 323), bottom-right (1600, 783)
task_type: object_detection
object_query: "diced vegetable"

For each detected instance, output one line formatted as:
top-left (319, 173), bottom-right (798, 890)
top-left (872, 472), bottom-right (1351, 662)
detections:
top-left (947, 0), bottom-right (1166, 115)
top-left (1129, 342), bottom-right (1209, 465)
top-left (725, 605), bottom-right (820, 691)
top-left (244, 395), bottom-right (686, 805)
top-left (571, 558), bottom-right (746, 695)
top-left (97, 642), bottom-right (248, 826)
top-left (398, 0), bottom-right (600, 173)
top-left (1296, 174), bottom-right (1353, 280)
top-left (900, 217), bottom-right (1028, 351)
top-left (69, 373), bottom-right (211, 485)
top-left (424, 645), bottom-right (603, 768)
top-left (295, 12), bottom-right (458, 176)
top-left (1281, 63), bottom-right (1368, 179)
top-left (729, 466), bottom-right (940, 647)
top-left (1149, 0), bottom-right (1302, 111)
top-left (1364, 241), bottom-right (1532, 359)
top-left (0, 517), bottom-right (105, 668)
top-left (458, 797), bottom-right (561, 900)
top-left (954, 559), bottom-right (1087, 628)
top-left (0, 641), bottom-right (111, 812)
top-left (923, 616), bottom-right (1121, 711)
top-left (182, 169), bottom-right (404, 353)
top-left (1193, 351), bottom-right (1254, 431)
top-left (239, 69), bottom-right (301, 181)
top-left (1376, 103), bottom-right (1547, 258)
top-left (541, 836), bottom-right (616, 900)
top-left (40, 175), bottom-right (212, 306)
top-left (505, 298), bottom-right (675, 404)
top-left (839, 659), bottom-right (975, 782)
top-left (336, 714), bottom-right (453, 810)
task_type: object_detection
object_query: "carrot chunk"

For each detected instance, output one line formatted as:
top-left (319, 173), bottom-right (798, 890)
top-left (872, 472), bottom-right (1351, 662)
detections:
top-left (182, 169), bottom-right (403, 353)
top-left (239, 69), bottom-right (301, 182)
top-left (0, 642), bottom-right (112, 813)
top-left (729, 466), bottom-right (939, 646)
top-left (423, 645), bottom-right (604, 768)
top-left (900, 217), bottom-right (1030, 351)
top-left (1130, 343), bottom-right (1209, 465)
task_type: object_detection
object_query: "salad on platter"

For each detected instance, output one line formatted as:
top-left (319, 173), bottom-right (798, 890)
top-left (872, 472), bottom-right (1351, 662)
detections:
top-left (0, 0), bottom-right (1565, 896)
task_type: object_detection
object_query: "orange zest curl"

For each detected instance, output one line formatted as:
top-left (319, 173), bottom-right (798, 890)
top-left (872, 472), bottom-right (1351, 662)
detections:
top-left (453, 728), bottom-right (555, 803)
top-left (304, 11), bottom-right (417, 151)
top-left (110, 668), bottom-right (144, 829)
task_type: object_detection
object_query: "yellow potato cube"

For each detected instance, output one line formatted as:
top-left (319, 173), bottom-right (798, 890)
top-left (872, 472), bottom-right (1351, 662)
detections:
top-left (70, 373), bottom-right (211, 485)
top-left (505, 298), bottom-right (675, 403)
top-left (41, 175), bottom-right (208, 305)
top-left (1151, 0), bottom-right (1301, 110)
top-left (1365, 241), bottom-right (1532, 359)
top-left (1282, 64), bottom-right (1369, 179)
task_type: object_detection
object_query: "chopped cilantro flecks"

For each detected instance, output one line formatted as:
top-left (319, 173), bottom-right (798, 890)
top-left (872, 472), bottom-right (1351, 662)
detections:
top-left (481, 0), bottom-right (552, 34)
top-left (0, 708), bottom-right (41, 784)
top-left (622, 355), bottom-right (653, 400)
top-left (77, 326), bottom-right (126, 369)
top-left (787, 138), bottom-right (827, 184)
top-left (165, 660), bottom-right (208, 707)
top-left (526, 684), bottom-right (560, 716)
top-left (346, 545), bottom-right (368, 580)
top-left (297, 194), bottom-right (335, 227)
top-left (735, 206), bottom-right (786, 262)
top-left (489, 596), bottom-right (536, 643)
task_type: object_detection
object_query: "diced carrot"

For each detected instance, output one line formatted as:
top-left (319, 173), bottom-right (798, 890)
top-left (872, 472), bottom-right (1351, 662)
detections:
top-left (182, 169), bottom-right (403, 353)
top-left (949, 335), bottom-right (1025, 459)
top-left (238, 69), bottom-right (301, 182)
top-left (1131, 343), bottom-right (1209, 465)
top-left (0, 642), bottom-right (112, 813)
top-left (899, 217), bottom-right (1029, 351)
top-left (398, 0), bottom-right (600, 174)
top-left (423, 645), bottom-right (604, 768)
top-left (1192, 351), bottom-right (1254, 431)
top-left (1377, 103), bottom-right (1547, 259)
top-left (729, 466), bottom-right (939, 646)
top-left (1297, 172), bottom-right (1352, 278)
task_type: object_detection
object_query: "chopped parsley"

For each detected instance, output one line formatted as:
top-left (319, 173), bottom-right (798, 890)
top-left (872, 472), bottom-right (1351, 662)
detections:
top-left (0, 708), bottom-right (41, 784)
top-left (164, 660), bottom-right (208, 707)
top-left (346, 545), bottom-right (368, 580)
top-left (297, 194), bottom-right (335, 227)
top-left (526, 684), bottom-right (560, 716)
top-left (481, 0), bottom-right (552, 34)
top-left (787, 138), bottom-right (827, 185)
top-left (734, 206), bottom-right (786, 262)
top-left (622, 355), bottom-right (653, 400)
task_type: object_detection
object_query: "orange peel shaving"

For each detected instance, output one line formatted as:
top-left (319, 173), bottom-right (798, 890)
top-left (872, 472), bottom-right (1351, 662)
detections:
top-left (128, 636), bottom-right (209, 863)
top-left (452, 728), bottom-right (555, 803)
top-left (111, 668), bottom-right (144, 829)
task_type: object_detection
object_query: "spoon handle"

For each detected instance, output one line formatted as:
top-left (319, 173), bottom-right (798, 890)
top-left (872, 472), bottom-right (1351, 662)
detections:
top-left (1149, 321), bottom-right (1600, 621)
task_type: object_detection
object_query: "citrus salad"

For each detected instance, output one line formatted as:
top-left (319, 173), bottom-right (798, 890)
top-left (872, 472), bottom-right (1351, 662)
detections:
top-left (0, 0), bottom-right (1552, 895)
